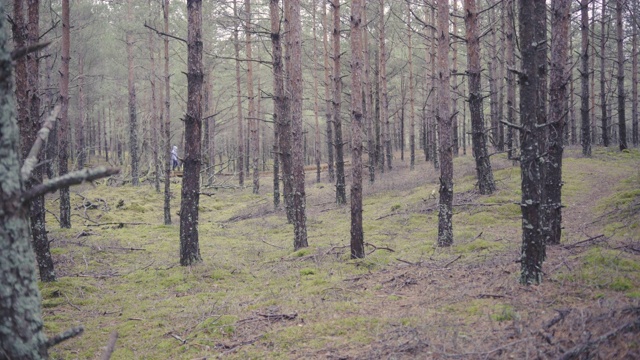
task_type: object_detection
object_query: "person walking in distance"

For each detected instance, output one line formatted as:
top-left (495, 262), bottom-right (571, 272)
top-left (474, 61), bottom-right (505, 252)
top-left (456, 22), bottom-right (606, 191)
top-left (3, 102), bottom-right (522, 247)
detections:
top-left (172, 145), bottom-right (179, 171)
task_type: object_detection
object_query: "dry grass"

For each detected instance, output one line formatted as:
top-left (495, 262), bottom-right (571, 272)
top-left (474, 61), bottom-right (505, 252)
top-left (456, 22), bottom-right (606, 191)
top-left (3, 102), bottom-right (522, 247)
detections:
top-left (42, 147), bottom-right (640, 359)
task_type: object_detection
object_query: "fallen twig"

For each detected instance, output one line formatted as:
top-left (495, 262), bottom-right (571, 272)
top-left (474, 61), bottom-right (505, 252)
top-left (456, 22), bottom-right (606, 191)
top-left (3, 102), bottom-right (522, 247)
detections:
top-left (563, 234), bottom-right (606, 249)
top-left (46, 327), bottom-right (84, 348)
top-left (260, 237), bottom-right (285, 249)
top-left (85, 222), bottom-right (150, 227)
top-left (365, 242), bottom-right (395, 255)
top-left (257, 312), bottom-right (297, 321)
top-left (442, 255), bottom-right (462, 268)
top-left (559, 318), bottom-right (640, 360)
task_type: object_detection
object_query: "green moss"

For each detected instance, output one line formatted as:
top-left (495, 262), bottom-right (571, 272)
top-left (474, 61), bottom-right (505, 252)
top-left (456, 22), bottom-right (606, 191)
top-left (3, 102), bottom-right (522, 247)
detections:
top-left (491, 305), bottom-right (518, 322)
top-left (455, 239), bottom-right (505, 254)
top-left (610, 277), bottom-right (633, 291)
top-left (300, 268), bottom-right (316, 276)
top-left (390, 204), bottom-right (401, 211)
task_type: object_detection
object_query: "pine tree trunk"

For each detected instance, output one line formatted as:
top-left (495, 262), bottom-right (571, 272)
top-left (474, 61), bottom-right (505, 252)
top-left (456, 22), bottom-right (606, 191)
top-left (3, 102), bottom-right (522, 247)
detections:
top-left (59, 0), bottom-right (71, 228)
top-left (270, 0), bottom-right (281, 208)
top-left (379, 0), bottom-right (391, 173)
top-left (244, 0), bottom-right (259, 194)
top-left (581, 0), bottom-right (592, 156)
top-left (163, 0), bottom-right (172, 225)
top-left (287, 0), bottom-right (308, 250)
top-left (0, 7), bottom-right (49, 355)
top-left (407, 2), bottom-right (416, 170)
top-left (280, 0), bottom-right (295, 222)
top-left (76, 55), bottom-right (86, 169)
top-left (322, 2), bottom-right (335, 183)
top-left (570, 37), bottom-right (578, 145)
top-left (451, 0), bottom-right (459, 157)
top-left (633, 0), bottom-right (639, 147)
top-left (350, 0), bottom-right (364, 259)
top-left (505, 0), bottom-right (516, 159)
top-left (601, 1), bottom-right (610, 147)
top-left (616, 0), bottom-right (627, 150)
top-left (332, 0), bottom-right (347, 204)
top-left (364, 6), bottom-right (375, 183)
top-left (148, 8), bottom-right (160, 193)
top-left (233, 0), bottom-right (244, 187)
top-left (488, 7), bottom-right (499, 150)
top-left (545, 0), bottom-right (570, 246)
top-left (126, 0), bottom-right (139, 186)
top-left (312, 0), bottom-right (321, 184)
top-left (437, 0), bottom-right (453, 247)
top-left (464, 0), bottom-right (496, 195)
top-left (179, 0), bottom-right (203, 266)
top-left (518, 0), bottom-right (546, 285)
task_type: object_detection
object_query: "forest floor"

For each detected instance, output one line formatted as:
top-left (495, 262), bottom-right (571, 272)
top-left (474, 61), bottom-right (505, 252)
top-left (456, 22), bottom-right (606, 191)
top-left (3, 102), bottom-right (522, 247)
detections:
top-left (42, 146), bottom-right (640, 359)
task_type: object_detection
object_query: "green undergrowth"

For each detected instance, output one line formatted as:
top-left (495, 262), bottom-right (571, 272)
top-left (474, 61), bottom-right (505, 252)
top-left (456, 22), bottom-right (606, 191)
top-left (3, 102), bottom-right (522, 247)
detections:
top-left (42, 149), bottom-right (640, 359)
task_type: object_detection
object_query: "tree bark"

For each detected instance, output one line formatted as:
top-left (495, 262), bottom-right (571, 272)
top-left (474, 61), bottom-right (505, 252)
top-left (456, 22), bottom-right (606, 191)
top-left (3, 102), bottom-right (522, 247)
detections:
top-left (350, 0), bottom-right (364, 259)
top-left (633, 0), bottom-right (639, 147)
top-left (464, 0), bottom-right (496, 195)
top-left (322, 2), bottom-right (335, 183)
top-left (451, 0), bottom-right (460, 157)
top-left (179, 0), bottom-right (203, 266)
top-left (148, 3), bottom-right (160, 193)
top-left (287, 0), bottom-right (308, 250)
top-left (581, 0), bottom-right (592, 156)
top-left (407, 2), bottom-right (416, 170)
top-left (270, 0), bottom-right (282, 209)
top-left (163, 0), bottom-right (172, 225)
top-left (437, 0), bottom-right (453, 247)
top-left (126, 0), bottom-right (139, 186)
top-left (601, 0), bottom-right (610, 147)
top-left (545, 0), bottom-right (570, 246)
top-left (312, 0), bottom-right (321, 184)
top-left (233, 0), bottom-right (244, 187)
top-left (364, 6), bottom-right (375, 183)
top-left (244, 0), bottom-right (259, 194)
top-left (59, 0), bottom-right (71, 228)
top-left (379, 0), bottom-right (391, 172)
top-left (505, 0), bottom-right (516, 159)
top-left (518, 0), bottom-right (546, 285)
top-left (616, 0), bottom-right (627, 150)
top-left (332, 0), bottom-right (346, 205)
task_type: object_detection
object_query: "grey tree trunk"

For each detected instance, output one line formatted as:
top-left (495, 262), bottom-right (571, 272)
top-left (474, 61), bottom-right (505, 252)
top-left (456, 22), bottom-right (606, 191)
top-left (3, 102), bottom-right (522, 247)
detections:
top-left (245, 0), bottom-right (259, 194)
top-left (379, 0), bottom-right (391, 172)
top-left (287, 0), bottom-right (308, 250)
top-left (407, 2), bottom-right (416, 170)
top-left (581, 0), bottom-right (592, 156)
top-left (148, 4), bottom-right (160, 193)
top-left (545, 0), bottom-right (570, 246)
top-left (601, 0), bottom-right (610, 147)
top-left (163, 0), bottom-right (172, 225)
top-left (464, 0), bottom-right (496, 195)
top-left (126, 0), bottom-right (139, 186)
top-left (270, 0), bottom-right (282, 209)
top-left (616, 0), bottom-right (627, 150)
top-left (332, 0), bottom-right (347, 205)
top-left (518, 0), bottom-right (546, 285)
top-left (451, 0), bottom-right (460, 157)
top-left (233, 0), bottom-right (244, 187)
top-left (350, 0), bottom-right (364, 259)
top-left (179, 0), bottom-right (203, 266)
top-left (59, 0), bottom-right (71, 228)
top-left (364, 6), bottom-right (375, 183)
top-left (76, 55), bottom-right (86, 169)
top-left (312, 0), bottom-right (321, 184)
top-left (437, 0), bottom-right (453, 247)
top-left (322, 2), bottom-right (335, 183)
top-left (633, 0), bottom-right (639, 147)
top-left (505, 0), bottom-right (516, 159)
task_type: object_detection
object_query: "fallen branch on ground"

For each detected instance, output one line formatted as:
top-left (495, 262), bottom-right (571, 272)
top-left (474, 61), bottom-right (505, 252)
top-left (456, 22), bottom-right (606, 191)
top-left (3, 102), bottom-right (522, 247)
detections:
top-left (46, 327), bottom-right (84, 348)
top-left (563, 234), bottom-right (606, 249)
top-left (559, 318), bottom-right (640, 360)
top-left (100, 331), bottom-right (118, 360)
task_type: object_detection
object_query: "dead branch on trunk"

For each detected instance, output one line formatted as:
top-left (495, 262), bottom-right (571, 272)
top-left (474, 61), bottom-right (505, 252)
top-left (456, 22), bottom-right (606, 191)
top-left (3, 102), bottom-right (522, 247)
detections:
top-left (22, 166), bottom-right (120, 203)
top-left (21, 105), bottom-right (60, 181)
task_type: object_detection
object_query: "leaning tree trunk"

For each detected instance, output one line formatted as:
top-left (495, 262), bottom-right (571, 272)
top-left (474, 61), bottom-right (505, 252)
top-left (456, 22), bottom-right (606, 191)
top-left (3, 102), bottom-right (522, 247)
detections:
top-left (350, 0), bottom-right (364, 259)
top-left (464, 0), bottom-right (496, 195)
top-left (332, 0), bottom-right (347, 205)
top-left (437, 0), bottom-right (453, 247)
top-left (518, 0), bottom-right (546, 285)
top-left (179, 0), bottom-right (203, 266)
top-left (545, 0), bottom-right (570, 246)
top-left (287, 0), bottom-right (308, 250)
top-left (580, 0), bottom-right (592, 156)
top-left (58, 0), bottom-right (71, 228)
top-left (616, 0), bottom-right (627, 150)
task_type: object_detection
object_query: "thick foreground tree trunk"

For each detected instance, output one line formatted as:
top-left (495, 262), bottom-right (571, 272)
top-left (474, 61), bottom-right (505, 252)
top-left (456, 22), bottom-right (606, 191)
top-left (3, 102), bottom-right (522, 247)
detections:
top-left (350, 0), bottom-right (364, 259)
top-left (518, 0), bottom-right (546, 285)
top-left (179, 0), bottom-right (203, 266)
top-left (437, 0), bottom-right (454, 247)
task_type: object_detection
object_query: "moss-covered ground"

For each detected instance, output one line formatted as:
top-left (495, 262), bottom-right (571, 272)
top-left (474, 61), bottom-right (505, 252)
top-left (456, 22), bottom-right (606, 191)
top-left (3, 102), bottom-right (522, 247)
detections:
top-left (43, 147), bottom-right (640, 359)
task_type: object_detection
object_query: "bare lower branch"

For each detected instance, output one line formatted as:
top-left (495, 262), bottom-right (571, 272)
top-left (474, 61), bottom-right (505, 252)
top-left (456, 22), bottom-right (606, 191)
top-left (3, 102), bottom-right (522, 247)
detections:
top-left (11, 41), bottom-right (51, 60)
top-left (500, 120), bottom-right (524, 131)
top-left (46, 327), bottom-right (84, 348)
top-left (22, 166), bottom-right (120, 204)
top-left (143, 22), bottom-right (186, 43)
top-left (21, 105), bottom-right (60, 181)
